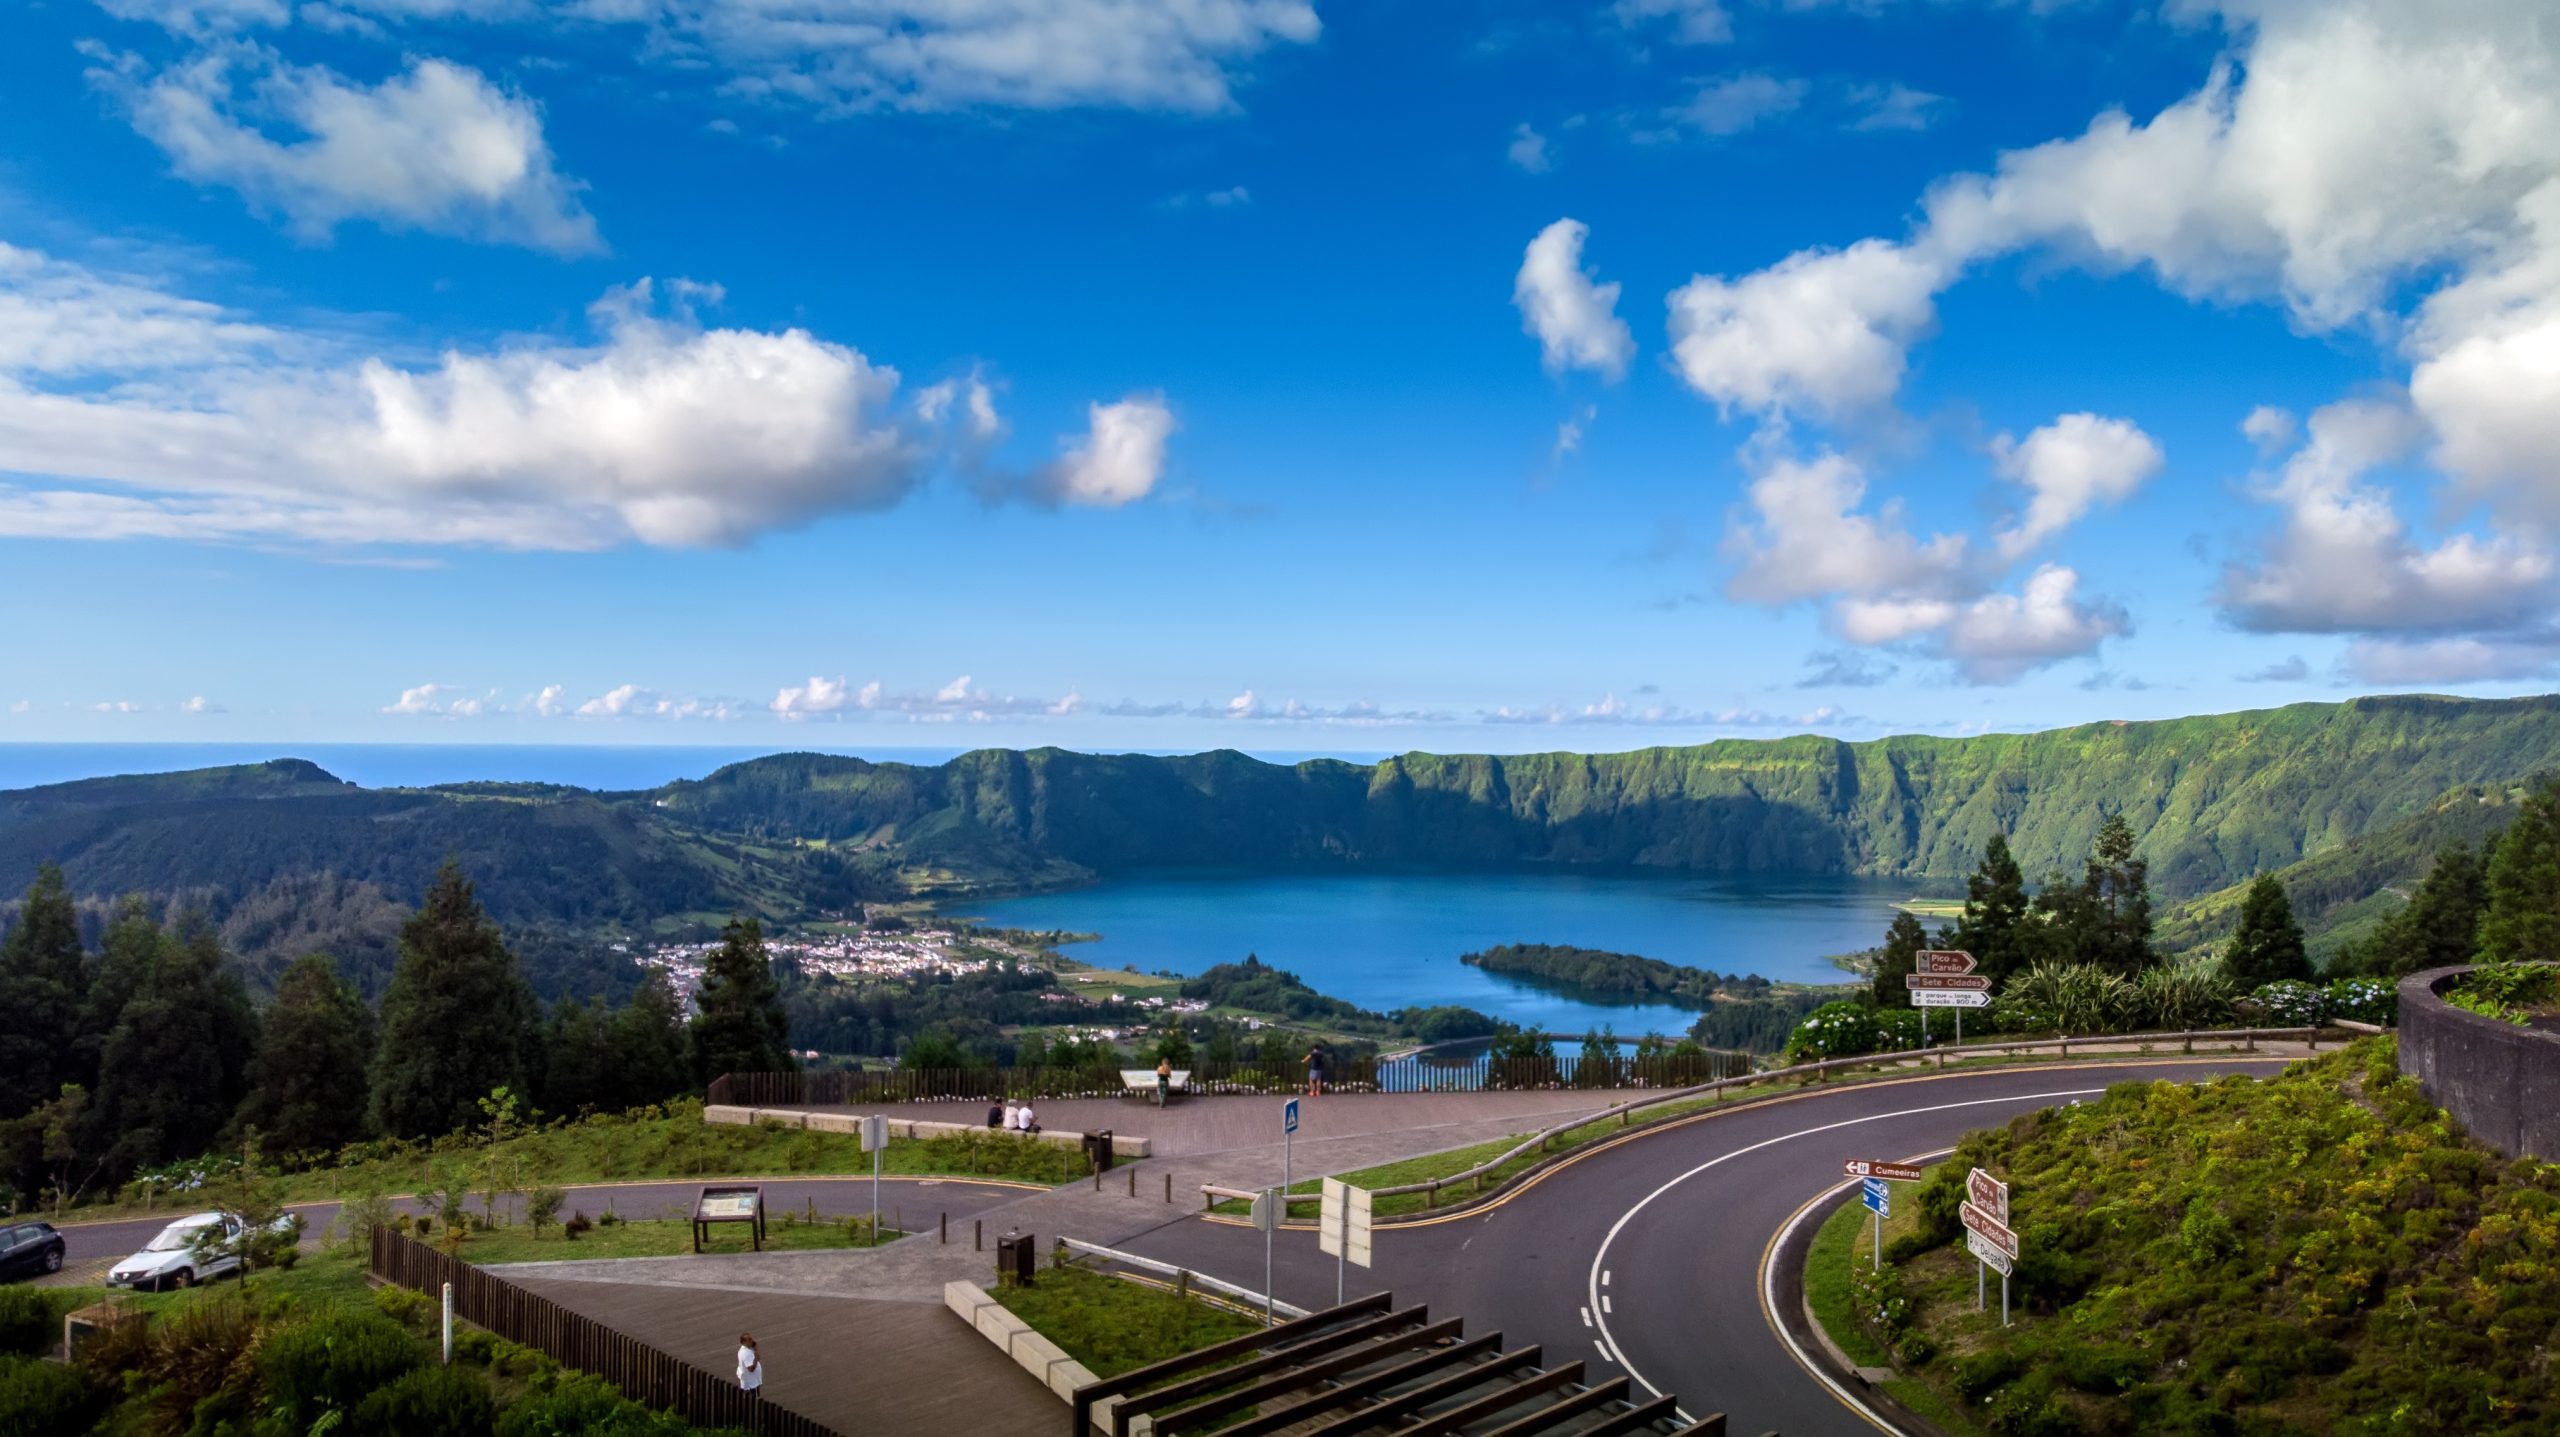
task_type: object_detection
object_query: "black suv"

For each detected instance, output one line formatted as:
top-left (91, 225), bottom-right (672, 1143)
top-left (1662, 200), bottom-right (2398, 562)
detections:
top-left (0, 1220), bottom-right (65, 1281)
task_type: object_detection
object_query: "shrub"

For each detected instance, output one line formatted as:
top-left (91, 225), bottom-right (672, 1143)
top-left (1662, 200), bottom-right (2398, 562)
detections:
top-left (2129, 960), bottom-right (2233, 1031)
top-left (0, 1354), bottom-right (98, 1437)
top-left (2321, 975), bottom-right (2396, 1026)
top-left (527, 1185), bottom-right (568, 1238)
top-left (1784, 1002), bottom-right (1881, 1062)
top-left (0, 1288), bottom-right (58, 1357)
top-left (595, 1209), bottom-right (621, 1227)
top-left (260, 1309), bottom-right (421, 1425)
top-left (496, 1371), bottom-right (699, 1436)
top-left (356, 1363), bottom-right (497, 1436)
top-left (2001, 962), bottom-right (2134, 1034)
top-left (2249, 979), bottom-right (2325, 1025)
top-left (143, 1298), bottom-right (262, 1427)
top-left (564, 1209), bottom-right (593, 1241)
top-left (374, 1284), bottom-right (434, 1329)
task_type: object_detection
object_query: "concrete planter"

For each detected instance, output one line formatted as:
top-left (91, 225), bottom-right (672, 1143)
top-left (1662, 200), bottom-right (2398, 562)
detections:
top-left (2398, 964), bottom-right (2560, 1159)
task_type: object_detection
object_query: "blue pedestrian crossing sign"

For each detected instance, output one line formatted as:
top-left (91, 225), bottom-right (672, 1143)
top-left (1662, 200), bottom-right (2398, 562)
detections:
top-left (1283, 1098), bottom-right (1300, 1134)
top-left (1862, 1177), bottom-right (1890, 1216)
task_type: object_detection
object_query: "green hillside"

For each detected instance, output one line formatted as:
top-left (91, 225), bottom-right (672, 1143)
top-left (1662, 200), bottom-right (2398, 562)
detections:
top-left (657, 694), bottom-right (2560, 899)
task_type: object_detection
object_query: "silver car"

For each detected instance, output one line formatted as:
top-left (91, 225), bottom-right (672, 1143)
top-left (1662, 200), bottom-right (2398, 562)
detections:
top-left (106, 1211), bottom-right (298, 1291)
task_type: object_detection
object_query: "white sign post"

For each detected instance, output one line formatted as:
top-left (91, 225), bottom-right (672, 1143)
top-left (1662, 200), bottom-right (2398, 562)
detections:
top-left (858, 1115), bottom-right (889, 1240)
top-left (1319, 1177), bottom-right (1372, 1304)
top-left (1961, 1167), bottom-right (2016, 1325)
top-left (1250, 1187), bottom-right (1282, 1326)
top-left (1282, 1097), bottom-right (1299, 1212)
top-left (1909, 961), bottom-right (1990, 1046)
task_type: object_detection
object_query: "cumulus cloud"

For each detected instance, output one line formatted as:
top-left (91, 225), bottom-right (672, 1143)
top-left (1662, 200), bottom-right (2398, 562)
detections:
top-left (0, 255), bottom-right (1156, 549)
top-left (1515, 219), bottom-right (1635, 381)
top-left (1725, 447), bottom-right (1966, 608)
top-left (1035, 395), bottom-right (1175, 507)
top-left (768, 674), bottom-right (1063, 721)
top-left (2239, 655), bottom-right (2309, 683)
top-left (1551, 404), bottom-right (1596, 461)
top-left (1845, 82), bottom-right (1946, 134)
top-left (96, 46), bottom-right (599, 253)
top-left (1940, 565), bottom-right (2130, 684)
top-left (107, 0), bottom-right (1322, 115)
top-left (1667, 239), bottom-right (1950, 418)
top-left (575, 683), bottom-right (738, 720)
top-left (2241, 404), bottom-right (2297, 455)
top-left (179, 695), bottom-right (224, 713)
top-left (1991, 413), bottom-right (2163, 559)
top-left (381, 683), bottom-right (495, 717)
top-left (1484, 696), bottom-right (1845, 729)
top-left (2345, 635), bottom-right (2560, 686)
top-left (2217, 399), bottom-right (2554, 635)
top-left (1507, 122), bottom-right (1552, 174)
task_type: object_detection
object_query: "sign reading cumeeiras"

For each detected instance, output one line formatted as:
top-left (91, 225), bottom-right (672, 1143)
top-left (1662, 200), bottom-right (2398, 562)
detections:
top-left (1845, 1158), bottom-right (1926, 1182)
top-left (1915, 950), bottom-right (1978, 976)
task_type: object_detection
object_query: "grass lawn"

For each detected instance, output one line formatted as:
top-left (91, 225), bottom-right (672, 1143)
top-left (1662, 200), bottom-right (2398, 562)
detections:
top-left (455, 1214), bottom-right (893, 1264)
top-left (1805, 1196), bottom-right (1895, 1368)
top-left (991, 1263), bottom-right (1261, 1379)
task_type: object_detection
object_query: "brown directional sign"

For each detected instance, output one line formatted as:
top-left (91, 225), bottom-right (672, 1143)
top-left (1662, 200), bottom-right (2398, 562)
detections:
top-left (1967, 1167), bottom-right (2010, 1225)
top-left (1960, 1199), bottom-right (2018, 1261)
top-left (1905, 973), bottom-right (1992, 991)
top-left (1845, 1159), bottom-right (1926, 1182)
top-left (1916, 950), bottom-right (1978, 976)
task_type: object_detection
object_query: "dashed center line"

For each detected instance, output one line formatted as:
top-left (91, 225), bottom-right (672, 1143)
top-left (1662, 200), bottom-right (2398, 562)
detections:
top-left (1601, 1269), bottom-right (1612, 1287)
top-left (1601, 1294), bottom-right (1613, 1314)
top-left (1579, 1305), bottom-right (1593, 1327)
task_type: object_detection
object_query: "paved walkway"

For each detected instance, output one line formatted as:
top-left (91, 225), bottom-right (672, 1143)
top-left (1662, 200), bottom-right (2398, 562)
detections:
top-left (785, 1087), bottom-right (1619, 1158)
top-left (510, 1277), bottom-right (1063, 1435)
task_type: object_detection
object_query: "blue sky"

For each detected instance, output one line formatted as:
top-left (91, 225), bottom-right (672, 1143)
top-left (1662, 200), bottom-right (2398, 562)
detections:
top-left (3, 0), bottom-right (2556, 753)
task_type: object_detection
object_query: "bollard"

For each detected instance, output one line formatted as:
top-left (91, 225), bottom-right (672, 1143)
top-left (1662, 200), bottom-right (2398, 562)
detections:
top-left (974, 1219), bottom-right (982, 1252)
top-left (940, 1212), bottom-right (947, 1244)
top-left (1164, 1172), bottom-right (1172, 1204)
top-left (1128, 1170), bottom-right (1136, 1198)
top-left (896, 1205), bottom-right (902, 1238)
top-left (1093, 1163), bottom-right (1101, 1192)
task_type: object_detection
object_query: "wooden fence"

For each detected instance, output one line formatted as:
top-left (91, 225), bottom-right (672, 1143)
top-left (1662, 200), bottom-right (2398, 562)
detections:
top-left (368, 1227), bottom-right (840, 1437)
top-left (709, 1048), bottom-right (1756, 1108)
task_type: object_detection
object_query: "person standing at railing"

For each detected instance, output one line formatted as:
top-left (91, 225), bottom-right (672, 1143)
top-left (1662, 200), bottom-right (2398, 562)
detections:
top-left (736, 1333), bottom-right (762, 1400)
top-left (1155, 1057), bottom-right (1173, 1107)
top-left (1306, 1043), bottom-right (1325, 1098)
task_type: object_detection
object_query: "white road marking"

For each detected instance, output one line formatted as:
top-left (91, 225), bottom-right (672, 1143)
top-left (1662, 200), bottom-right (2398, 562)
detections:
top-left (1583, 1086), bottom-right (2109, 1424)
top-left (1579, 1305), bottom-right (1592, 1327)
top-left (1601, 1269), bottom-right (1612, 1287)
top-left (1761, 1151), bottom-right (1955, 1437)
top-left (1601, 1294), bottom-right (1612, 1314)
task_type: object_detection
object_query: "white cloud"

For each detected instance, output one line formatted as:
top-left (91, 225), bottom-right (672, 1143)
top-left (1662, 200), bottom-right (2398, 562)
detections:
top-left (2345, 635), bottom-right (2560, 685)
top-left (529, 683), bottom-right (566, 716)
top-left (1939, 564), bottom-right (2129, 683)
top-left (574, 683), bottom-right (737, 720)
top-left (1039, 394), bottom-right (1174, 507)
top-left (1612, 0), bottom-right (1731, 45)
top-left (0, 259), bottom-right (937, 549)
top-left (1667, 238), bottom-right (1950, 418)
top-left (2238, 655), bottom-right (2309, 683)
top-left (94, 700), bottom-right (144, 714)
top-left (97, 46), bottom-right (599, 253)
top-left (915, 371), bottom-right (1004, 441)
top-left (2217, 398), bottom-right (2554, 634)
top-left (1845, 82), bottom-right (1946, 134)
top-left (2241, 404), bottom-right (2297, 455)
top-left (1483, 696), bottom-right (1846, 729)
top-left (771, 675), bottom-right (861, 719)
top-left (1990, 412), bottom-right (2163, 558)
top-left (1725, 447), bottom-right (1966, 608)
top-left (380, 682), bottom-right (486, 716)
top-left (1551, 404), bottom-right (1596, 461)
top-left (179, 695), bottom-right (224, 713)
top-left (115, 0), bottom-right (1323, 115)
top-left (1668, 72), bottom-right (1807, 137)
top-left (1507, 123), bottom-right (1552, 175)
top-left (934, 674), bottom-right (977, 703)
top-left (5, 701), bottom-right (29, 714)
top-left (1514, 219), bottom-right (1634, 381)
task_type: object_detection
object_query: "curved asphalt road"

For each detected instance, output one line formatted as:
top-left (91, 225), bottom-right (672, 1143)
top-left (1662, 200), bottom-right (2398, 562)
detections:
top-left (36, 1175), bottom-right (1032, 1284)
top-left (1114, 1056), bottom-right (2293, 1436)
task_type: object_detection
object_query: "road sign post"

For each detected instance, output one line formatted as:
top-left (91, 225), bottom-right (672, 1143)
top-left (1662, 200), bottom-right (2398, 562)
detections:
top-left (1319, 1177), bottom-right (1372, 1304)
top-left (858, 1115), bottom-right (889, 1239)
top-left (1250, 1187), bottom-right (1281, 1326)
top-left (1861, 1177), bottom-right (1891, 1268)
top-left (1282, 1097), bottom-right (1299, 1219)
top-left (1962, 1167), bottom-right (2015, 1326)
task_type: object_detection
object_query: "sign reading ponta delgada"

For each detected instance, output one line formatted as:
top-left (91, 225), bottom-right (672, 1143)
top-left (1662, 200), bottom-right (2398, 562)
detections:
top-left (1967, 1228), bottom-right (2015, 1277)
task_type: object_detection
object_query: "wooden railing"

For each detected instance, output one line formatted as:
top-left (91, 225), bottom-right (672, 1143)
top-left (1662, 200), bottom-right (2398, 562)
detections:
top-left (368, 1227), bottom-right (839, 1437)
top-left (709, 1049), bottom-right (1755, 1107)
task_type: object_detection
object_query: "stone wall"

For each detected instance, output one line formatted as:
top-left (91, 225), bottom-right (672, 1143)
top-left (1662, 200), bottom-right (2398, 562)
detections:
top-left (2397, 965), bottom-right (2560, 1160)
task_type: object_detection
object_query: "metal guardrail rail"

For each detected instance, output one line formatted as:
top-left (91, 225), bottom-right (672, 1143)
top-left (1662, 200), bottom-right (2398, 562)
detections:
top-left (1207, 1026), bottom-right (2350, 1214)
top-left (1058, 1236), bottom-right (1313, 1320)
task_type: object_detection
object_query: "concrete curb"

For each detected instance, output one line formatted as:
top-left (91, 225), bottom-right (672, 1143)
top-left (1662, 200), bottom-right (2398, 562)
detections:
top-left (944, 1280), bottom-right (1145, 1434)
top-left (712, 1106), bottom-right (1153, 1159)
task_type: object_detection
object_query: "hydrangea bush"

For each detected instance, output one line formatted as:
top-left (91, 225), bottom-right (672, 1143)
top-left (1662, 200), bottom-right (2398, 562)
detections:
top-left (1783, 1002), bottom-right (1882, 1063)
top-left (2248, 979), bottom-right (2326, 1025)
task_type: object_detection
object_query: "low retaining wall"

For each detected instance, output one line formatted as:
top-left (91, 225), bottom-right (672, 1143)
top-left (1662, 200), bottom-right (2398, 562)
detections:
top-left (2398, 965), bottom-right (2560, 1160)
top-left (943, 1281), bottom-right (1141, 1435)
top-left (705, 1105), bottom-right (1152, 1159)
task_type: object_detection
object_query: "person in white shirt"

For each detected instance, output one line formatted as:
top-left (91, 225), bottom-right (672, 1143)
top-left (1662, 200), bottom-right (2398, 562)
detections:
top-left (736, 1333), bottom-right (762, 1398)
top-left (1016, 1101), bottom-right (1038, 1135)
top-left (1001, 1101), bottom-right (1020, 1131)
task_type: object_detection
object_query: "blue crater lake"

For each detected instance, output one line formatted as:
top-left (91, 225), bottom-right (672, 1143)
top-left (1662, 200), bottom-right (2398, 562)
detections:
top-left (963, 871), bottom-right (1907, 1039)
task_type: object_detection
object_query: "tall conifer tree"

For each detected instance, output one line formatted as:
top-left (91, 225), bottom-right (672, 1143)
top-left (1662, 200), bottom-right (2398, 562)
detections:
top-left (0, 863), bottom-right (84, 1116)
top-left (2222, 875), bottom-right (2311, 988)
top-left (236, 954), bottom-right (375, 1157)
top-left (2370, 842), bottom-right (2489, 976)
top-left (689, 917), bottom-right (795, 1083)
top-left (370, 862), bottom-right (536, 1139)
top-left (1870, 910), bottom-right (1928, 1008)
top-left (1955, 836), bottom-right (2038, 981)
top-left (90, 916), bottom-right (258, 1173)
top-left (2479, 778), bottom-right (2560, 966)
top-left (613, 969), bottom-right (694, 1106)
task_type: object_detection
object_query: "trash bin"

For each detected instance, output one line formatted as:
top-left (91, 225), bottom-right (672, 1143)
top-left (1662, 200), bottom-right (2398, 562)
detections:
top-left (1083, 1130), bottom-right (1115, 1174)
top-left (995, 1231), bottom-right (1035, 1288)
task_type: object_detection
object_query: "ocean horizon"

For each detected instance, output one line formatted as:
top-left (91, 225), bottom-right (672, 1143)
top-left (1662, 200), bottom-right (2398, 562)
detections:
top-left (0, 742), bottom-right (1403, 793)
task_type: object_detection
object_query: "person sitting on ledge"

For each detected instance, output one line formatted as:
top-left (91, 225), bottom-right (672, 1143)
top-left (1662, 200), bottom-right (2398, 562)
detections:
top-left (1000, 1101), bottom-right (1020, 1131)
top-left (987, 1102), bottom-right (1005, 1129)
top-left (1015, 1100), bottom-right (1040, 1136)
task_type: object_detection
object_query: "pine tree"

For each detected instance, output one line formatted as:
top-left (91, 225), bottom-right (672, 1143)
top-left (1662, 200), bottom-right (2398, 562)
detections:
top-left (535, 997), bottom-right (616, 1116)
top-left (76, 898), bottom-right (164, 1083)
top-left (2083, 814), bottom-right (2158, 974)
top-left (0, 863), bottom-right (85, 1116)
top-left (2375, 842), bottom-right (2489, 976)
top-left (1870, 910), bottom-right (1928, 1008)
top-left (610, 969), bottom-right (693, 1106)
top-left (90, 916), bottom-right (259, 1173)
top-left (2479, 779), bottom-right (2560, 966)
top-left (2222, 874), bottom-right (2311, 988)
top-left (1955, 836), bottom-right (2038, 981)
top-left (690, 918), bottom-right (795, 1083)
top-left (370, 863), bottom-right (537, 1140)
top-left (236, 954), bottom-right (375, 1157)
